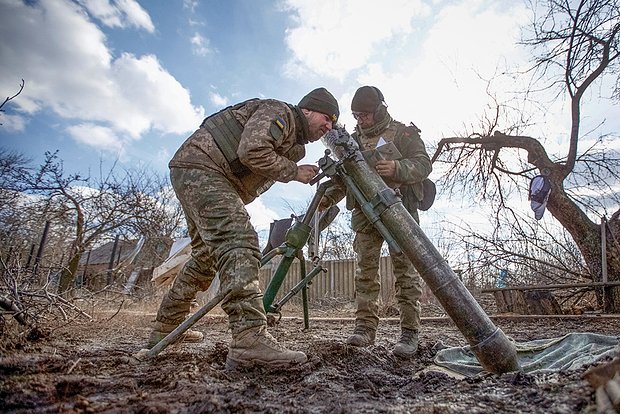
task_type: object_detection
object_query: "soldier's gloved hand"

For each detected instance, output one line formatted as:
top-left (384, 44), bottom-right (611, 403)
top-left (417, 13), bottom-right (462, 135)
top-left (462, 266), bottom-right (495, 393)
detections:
top-left (295, 164), bottom-right (320, 184)
top-left (375, 160), bottom-right (396, 178)
top-left (318, 196), bottom-right (332, 212)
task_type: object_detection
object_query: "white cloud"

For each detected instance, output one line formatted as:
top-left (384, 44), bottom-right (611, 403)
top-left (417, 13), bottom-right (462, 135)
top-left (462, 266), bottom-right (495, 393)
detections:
top-left (111, 53), bottom-right (205, 137)
top-left (190, 32), bottom-right (212, 56)
top-left (0, 0), bottom-right (204, 153)
top-left (66, 123), bottom-right (124, 154)
top-left (183, 0), bottom-right (199, 13)
top-left (246, 198), bottom-right (280, 232)
top-left (0, 114), bottom-right (26, 132)
top-left (156, 147), bottom-right (172, 166)
top-left (115, 0), bottom-right (155, 31)
top-left (209, 91), bottom-right (228, 108)
top-left (79, 0), bottom-right (155, 32)
top-left (282, 0), bottom-right (429, 79)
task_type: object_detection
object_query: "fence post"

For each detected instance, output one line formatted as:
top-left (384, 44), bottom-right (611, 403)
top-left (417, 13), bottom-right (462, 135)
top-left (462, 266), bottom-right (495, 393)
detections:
top-left (25, 243), bottom-right (35, 269)
top-left (601, 216), bottom-right (611, 311)
top-left (81, 249), bottom-right (91, 287)
top-left (33, 220), bottom-right (50, 276)
top-left (601, 217), bottom-right (608, 283)
top-left (107, 235), bottom-right (120, 285)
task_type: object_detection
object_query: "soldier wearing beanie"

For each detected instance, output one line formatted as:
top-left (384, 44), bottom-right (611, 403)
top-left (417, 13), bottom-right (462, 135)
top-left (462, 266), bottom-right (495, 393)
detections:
top-left (322, 85), bottom-right (432, 359)
top-left (298, 87), bottom-right (340, 125)
top-left (350, 85), bottom-right (387, 115)
top-left (150, 88), bottom-right (339, 369)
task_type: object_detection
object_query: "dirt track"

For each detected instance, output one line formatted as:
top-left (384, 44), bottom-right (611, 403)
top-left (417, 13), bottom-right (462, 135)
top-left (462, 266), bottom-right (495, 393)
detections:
top-left (1, 303), bottom-right (618, 413)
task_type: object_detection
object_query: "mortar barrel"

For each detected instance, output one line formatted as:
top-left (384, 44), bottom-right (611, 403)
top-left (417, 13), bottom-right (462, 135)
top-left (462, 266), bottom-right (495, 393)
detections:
top-left (323, 130), bottom-right (520, 374)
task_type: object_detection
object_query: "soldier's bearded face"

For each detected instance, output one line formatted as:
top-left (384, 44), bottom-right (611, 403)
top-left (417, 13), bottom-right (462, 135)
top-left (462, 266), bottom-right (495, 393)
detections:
top-left (307, 111), bottom-right (334, 142)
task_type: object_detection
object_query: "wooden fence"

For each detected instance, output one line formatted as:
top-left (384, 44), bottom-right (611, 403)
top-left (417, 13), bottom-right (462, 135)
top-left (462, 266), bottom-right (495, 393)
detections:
top-left (258, 256), bottom-right (434, 305)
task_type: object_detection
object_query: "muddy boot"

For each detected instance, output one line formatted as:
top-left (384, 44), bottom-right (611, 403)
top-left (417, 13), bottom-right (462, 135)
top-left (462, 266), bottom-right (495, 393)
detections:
top-left (393, 328), bottom-right (419, 358)
top-left (346, 324), bottom-right (376, 347)
top-left (226, 326), bottom-right (307, 369)
top-left (147, 322), bottom-right (204, 348)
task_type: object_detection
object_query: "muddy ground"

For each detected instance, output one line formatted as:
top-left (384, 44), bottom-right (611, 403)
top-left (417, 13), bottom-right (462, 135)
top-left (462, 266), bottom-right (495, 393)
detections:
top-left (1, 297), bottom-right (618, 414)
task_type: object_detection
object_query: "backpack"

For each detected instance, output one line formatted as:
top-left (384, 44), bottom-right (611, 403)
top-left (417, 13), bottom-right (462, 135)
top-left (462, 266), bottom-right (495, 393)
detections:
top-left (418, 178), bottom-right (436, 211)
top-left (396, 122), bottom-right (436, 211)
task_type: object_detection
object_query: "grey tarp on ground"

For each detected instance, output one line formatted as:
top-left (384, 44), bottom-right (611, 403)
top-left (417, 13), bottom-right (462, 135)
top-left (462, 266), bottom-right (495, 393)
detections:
top-left (434, 332), bottom-right (619, 377)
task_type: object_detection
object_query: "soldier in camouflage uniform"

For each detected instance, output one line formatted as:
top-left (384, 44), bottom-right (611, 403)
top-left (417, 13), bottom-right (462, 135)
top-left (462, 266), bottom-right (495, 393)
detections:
top-left (320, 86), bottom-right (431, 358)
top-left (149, 88), bottom-right (340, 369)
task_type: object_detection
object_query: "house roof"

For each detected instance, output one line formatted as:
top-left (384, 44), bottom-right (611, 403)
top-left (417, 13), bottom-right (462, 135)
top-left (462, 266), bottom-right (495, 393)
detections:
top-left (79, 239), bottom-right (140, 266)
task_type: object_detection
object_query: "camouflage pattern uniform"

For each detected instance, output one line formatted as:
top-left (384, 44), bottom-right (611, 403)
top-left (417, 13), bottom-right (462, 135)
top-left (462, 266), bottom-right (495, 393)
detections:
top-left (327, 112), bottom-right (432, 337)
top-left (156, 99), bottom-right (309, 336)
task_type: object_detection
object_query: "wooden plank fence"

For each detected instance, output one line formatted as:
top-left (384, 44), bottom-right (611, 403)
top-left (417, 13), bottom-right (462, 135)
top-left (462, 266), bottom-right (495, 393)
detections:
top-left (259, 256), bottom-right (432, 305)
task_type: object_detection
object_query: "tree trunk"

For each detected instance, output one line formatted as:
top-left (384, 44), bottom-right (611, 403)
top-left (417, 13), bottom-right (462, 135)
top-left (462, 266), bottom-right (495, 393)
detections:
top-left (57, 252), bottom-right (82, 295)
top-left (545, 179), bottom-right (620, 312)
top-left (604, 218), bottom-right (620, 312)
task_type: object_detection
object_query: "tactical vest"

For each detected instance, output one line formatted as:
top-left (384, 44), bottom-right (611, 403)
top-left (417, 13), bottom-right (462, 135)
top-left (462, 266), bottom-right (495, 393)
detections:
top-left (351, 121), bottom-right (431, 212)
top-left (200, 98), bottom-right (259, 177)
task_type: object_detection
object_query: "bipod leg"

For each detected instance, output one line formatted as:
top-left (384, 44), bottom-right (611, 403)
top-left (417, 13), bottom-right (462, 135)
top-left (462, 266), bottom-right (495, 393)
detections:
top-left (260, 246), bottom-right (285, 267)
top-left (146, 289), bottom-right (230, 358)
top-left (261, 180), bottom-right (337, 322)
top-left (300, 259), bottom-right (309, 329)
top-left (270, 264), bottom-right (326, 318)
top-left (263, 254), bottom-right (296, 312)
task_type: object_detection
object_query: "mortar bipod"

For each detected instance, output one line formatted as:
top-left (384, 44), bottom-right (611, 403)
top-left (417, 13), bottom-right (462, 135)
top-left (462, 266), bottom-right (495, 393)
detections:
top-left (260, 179), bottom-right (339, 329)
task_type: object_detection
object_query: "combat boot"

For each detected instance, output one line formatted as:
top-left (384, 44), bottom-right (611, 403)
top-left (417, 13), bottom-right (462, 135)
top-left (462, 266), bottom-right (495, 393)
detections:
top-left (226, 326), bottom-right (307, 369)
top-left (346, 324), bottom-right (376, 347)
top-left (393, 328), bottom-right (419, 358)
top-left (147, 322), bottom-right (204, 348)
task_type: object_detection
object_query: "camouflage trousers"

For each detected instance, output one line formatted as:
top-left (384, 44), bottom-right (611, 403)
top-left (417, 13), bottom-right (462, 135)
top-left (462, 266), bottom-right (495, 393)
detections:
top-left (155, 167), bottom-right (267, 336)
top-left (353, 226), bottom-right (422, 332)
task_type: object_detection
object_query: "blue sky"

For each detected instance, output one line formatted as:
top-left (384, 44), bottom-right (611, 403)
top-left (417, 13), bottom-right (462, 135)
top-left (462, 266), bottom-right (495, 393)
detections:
top-left (1, 0), bottom-right (617, 236)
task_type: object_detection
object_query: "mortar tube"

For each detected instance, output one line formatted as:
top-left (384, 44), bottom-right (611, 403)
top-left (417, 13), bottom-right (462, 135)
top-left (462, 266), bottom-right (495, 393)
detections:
top-left (323, 131), bottom-right (520, 374)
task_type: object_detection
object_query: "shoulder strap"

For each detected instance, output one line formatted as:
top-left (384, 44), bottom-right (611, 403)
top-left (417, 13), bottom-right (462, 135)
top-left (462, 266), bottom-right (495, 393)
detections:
top-left (396, 122), bottom-right (421, 137)
top-left (287, 104), bottom-right (310, 144)
top-left (351, 130), bottom-right (362, 148)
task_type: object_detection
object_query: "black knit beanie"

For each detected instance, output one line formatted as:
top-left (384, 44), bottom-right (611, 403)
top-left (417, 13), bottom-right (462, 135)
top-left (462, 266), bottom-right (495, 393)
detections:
top-left (351, 86), bottom-right (384, 113)
top-left (298, 87), bottom-right (339, 123)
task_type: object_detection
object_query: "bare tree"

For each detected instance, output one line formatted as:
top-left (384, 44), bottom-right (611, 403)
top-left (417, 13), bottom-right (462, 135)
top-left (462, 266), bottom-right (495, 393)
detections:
top-left (432, 0), bottom-right (620, 310)
top-left (0, 149), bottom-right (34, 268)
top-left (25, 152), bottom-right (182, 295)
top-left (320, 211), bottom-right (356, 260)
top-left (0, 79), bottom-right (24, 125)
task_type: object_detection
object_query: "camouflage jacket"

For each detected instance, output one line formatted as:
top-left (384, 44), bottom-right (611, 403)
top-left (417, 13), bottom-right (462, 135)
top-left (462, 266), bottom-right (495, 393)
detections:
top-left (325, 116), bottom-right (432, 215)
top-left (169, 99), bottom-right (308, 204)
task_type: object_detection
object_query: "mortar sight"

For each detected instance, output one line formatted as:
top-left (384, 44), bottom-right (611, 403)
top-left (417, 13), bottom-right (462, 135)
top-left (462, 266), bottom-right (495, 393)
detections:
top-left (322, 127), bottom-right (359, 159)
